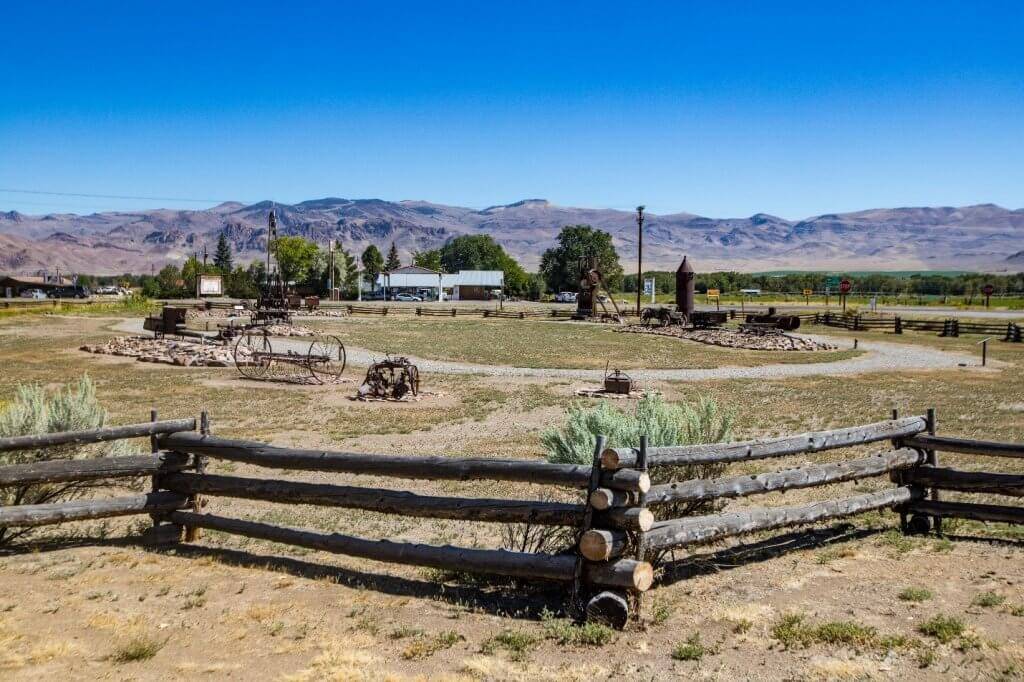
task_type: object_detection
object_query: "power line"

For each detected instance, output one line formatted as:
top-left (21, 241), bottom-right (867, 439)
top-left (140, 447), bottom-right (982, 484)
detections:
top-left (0, 188), bottom-right (239, 204)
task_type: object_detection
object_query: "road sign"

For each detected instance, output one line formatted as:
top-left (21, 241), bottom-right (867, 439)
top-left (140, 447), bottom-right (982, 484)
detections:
top-left (839, 279), bottom-right (852, 294)
top-left (803, 289), bottom-right (813, 296)
top-left (825, 276), bottom-right (841, 289)
top-left (643, 278), bottom-right (654, 295)
top-left (706, 288), bottom-right (720, 298)
top-left (982, 284), bottom-right (995, 296)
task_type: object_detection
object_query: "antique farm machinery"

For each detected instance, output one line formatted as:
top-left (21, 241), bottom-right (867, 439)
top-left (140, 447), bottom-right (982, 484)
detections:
top-left (573, 257), bottom-right (624, 323)
top-left (234, 329), bottom-right (347, 384)
top-left (357, 355), bottom-right (420, 400)
top-left (639, 256), bottom-right (728, 328)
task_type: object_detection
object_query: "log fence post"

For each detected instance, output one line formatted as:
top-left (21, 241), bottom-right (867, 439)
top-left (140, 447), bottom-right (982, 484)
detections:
top-left (572, 435), bottom-right (606, 614)
top-left (890, 408), bottom-right (910, 534)
top-left (925, 408), bottom-right (941, 536)
top-left (631, 435), bottom-right (649, 623)
top-left (894, 316), bottom-right (902, 334)
top-left (183, 411), bottom-right (209, 542)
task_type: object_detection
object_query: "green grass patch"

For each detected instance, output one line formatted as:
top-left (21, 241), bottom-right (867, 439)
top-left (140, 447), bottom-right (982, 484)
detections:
top-left (972, 591), bottom-right (1005, 608)
top-left (671, 633), bottom-right (707, 661)
top-left (898, 587), bottom-right (933, 603)
top-left (481, 629), bottom-right (541, 662)
top-left (109, 634), bottom-right (165, 663)
top-left (917, 615), bottom-right (966, 644)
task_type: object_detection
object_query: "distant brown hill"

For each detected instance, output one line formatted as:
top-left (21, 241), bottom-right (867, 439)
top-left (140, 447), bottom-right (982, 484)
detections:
top-left (1, 198), bottom-right (1021, 275)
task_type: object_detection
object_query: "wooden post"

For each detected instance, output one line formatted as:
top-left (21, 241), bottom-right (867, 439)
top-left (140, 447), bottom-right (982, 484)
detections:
top-left (895, 316), bottom-right (902, 334)
top-left (572, 435), bottom-right (606, 615)
top-left (891, 408), bottom-right (909, 533)
top-left (631, 435), bottom-right (649, 622)
top-left (184, 411), bottom-right (209, 542)
top-left (926, 408), bottom-right (941, 536)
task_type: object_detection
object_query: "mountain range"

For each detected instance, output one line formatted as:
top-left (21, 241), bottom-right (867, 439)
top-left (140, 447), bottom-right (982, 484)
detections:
top-left (1, 198), bottom-right (1022, 275)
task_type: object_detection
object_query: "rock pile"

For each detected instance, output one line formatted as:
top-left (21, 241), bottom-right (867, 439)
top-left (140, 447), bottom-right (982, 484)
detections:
top-left (618, 325), bottom-right (837, 351)
top-left (262, 324), bottom-right (318, 337)
top-left (80, 336), bottom-right (246, 367)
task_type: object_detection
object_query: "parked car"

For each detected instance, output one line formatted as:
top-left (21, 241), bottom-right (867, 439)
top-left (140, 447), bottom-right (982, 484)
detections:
top-left (20, 288), bottom-right (47, 299)
top-left (554, 291), bottom-right (577, 303)
top-left (394, 293), bottom-right (423, 302)
top-left (48, 286), bottom-right (91, 299)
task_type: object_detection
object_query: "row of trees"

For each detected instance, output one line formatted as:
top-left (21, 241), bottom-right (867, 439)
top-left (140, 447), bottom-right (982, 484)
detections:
top-left (622, 270), bottom-right (1024, 296)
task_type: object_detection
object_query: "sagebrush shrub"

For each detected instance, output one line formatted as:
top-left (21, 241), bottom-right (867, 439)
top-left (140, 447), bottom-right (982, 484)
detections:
top-left (0, 375), bottom-right (138, 545)
top-left (541, 393), bottom-right (735, 530)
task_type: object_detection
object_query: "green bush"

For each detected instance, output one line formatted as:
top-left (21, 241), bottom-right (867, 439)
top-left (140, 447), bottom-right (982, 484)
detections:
top-left (541, 393), bottom-right (734, 528)
top-left (540, 393), bottom-right (733, 466)
top-left (0, 375), bottom-right (138, 545)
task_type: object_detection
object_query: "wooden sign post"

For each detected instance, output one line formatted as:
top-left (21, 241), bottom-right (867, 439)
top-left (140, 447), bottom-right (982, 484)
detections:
top-left (982, 284), bottom-right (994, 308)
top-left (839, 279), bottom-right (852, 312)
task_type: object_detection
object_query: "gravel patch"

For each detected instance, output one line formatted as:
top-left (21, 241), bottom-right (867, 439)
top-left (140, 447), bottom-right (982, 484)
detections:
top-left (109, 319), bottom-right (979, 381)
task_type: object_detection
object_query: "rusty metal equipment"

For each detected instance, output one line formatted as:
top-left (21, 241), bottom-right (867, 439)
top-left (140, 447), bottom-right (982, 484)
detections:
top-left (233, 329), bottom-right (346, 384)
top-left (143, 306), bottom-right (188, 338)
top-left (358, 355), bottom-right (420, 400)
top-left (573, 257), bottom-right (624, 323)
top-left (603, 364), bottom-right (633, 394)
top-left (745, 307), bottom-right (801, 332)
top-left (640, 256), bottom-right (728, 329)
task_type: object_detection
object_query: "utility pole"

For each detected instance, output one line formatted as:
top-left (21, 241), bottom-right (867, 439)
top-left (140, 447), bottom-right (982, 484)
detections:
top-left (202, 244), bottom-right (208, 267)
top-left (328, 240), bottom-right (336, 300)
top-left (635, 205), bottom-right (645, 316)
top-left (267, 207), bottom-right (277, 276)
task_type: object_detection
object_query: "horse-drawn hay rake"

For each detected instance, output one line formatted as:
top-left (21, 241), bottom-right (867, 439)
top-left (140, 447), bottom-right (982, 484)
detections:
top-left (234, 329), bottom-right (347, 384)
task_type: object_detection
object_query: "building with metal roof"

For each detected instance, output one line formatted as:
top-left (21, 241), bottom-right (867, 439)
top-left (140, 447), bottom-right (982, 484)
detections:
top-left (377, 266), bottom-right (504, 301)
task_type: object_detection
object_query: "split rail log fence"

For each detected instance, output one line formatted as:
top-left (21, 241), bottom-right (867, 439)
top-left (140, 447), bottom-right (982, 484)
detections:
top-left (2, 413), bottom-right (1022, 628)
top-left (813, 313), bottom-right (1021, 341)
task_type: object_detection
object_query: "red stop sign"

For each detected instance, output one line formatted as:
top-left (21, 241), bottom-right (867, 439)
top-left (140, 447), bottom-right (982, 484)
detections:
top-left (839, 279), bottom-right (852, 294)
top-left (982, 284), bottom-right (995, 296)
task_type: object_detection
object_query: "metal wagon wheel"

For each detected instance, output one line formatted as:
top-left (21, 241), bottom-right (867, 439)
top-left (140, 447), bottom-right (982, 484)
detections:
top-left (306, 334), bottom-right (347, 384)
top-left (234, 329), bottom-right (273, 380)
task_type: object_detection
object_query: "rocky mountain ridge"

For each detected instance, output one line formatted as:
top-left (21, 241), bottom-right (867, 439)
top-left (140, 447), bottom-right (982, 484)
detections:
top-left (0, 198), bottom-right (1021, 275)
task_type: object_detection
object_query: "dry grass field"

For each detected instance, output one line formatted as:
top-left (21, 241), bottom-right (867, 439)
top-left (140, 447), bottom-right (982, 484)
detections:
top-left (1, 311), bottom-right (1022, 680)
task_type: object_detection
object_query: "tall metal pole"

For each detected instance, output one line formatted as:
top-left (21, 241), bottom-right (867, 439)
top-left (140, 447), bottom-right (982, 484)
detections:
top-left (635, 206), bottom-right (645, 316)
top-left (328, 240), bottom-right (335, 300)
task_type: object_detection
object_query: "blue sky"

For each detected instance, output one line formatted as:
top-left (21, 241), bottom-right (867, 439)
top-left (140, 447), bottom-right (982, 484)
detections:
top-left (1, 1), bottom-right (1022, 218)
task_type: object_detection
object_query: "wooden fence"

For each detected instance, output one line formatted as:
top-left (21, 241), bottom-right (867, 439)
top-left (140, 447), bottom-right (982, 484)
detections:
top-left (2, 412), bottom-right (1021, 627)
top-left (812, 313), bottom-right (1021, 341)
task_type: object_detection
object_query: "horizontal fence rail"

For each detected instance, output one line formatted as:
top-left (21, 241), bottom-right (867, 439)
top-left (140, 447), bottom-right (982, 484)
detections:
top-left (0, 419), bottom-right (196, 453)
top-left (581, 487), bottom-right (917, 560)
top-left (170, 511), bottom-right (653, 591)
top-left (903, 435), bottom-right (1024, 459)
top-left (0, 452), bottom-right (189, 488)
top-left (602, 416), bottom-right (927, 470)
top-left (904, 467), bottom-right (1024, 497)
top-left (162, 472), bottom-right (591, 527)
top-left (907, 499), bottom-right (1024, 526)
top-left (0, 492), bottom-right (189, 528)
top-left (158, 432), bottom-right (649, 492)
top-left (591, 448), bottom-right (923, 510)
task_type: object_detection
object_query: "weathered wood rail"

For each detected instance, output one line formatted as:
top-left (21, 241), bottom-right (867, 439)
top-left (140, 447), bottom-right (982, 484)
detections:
top-left (810, 313), bottom-right (1021, 341)
top-left (2, 410), bottom-right (1021, 628)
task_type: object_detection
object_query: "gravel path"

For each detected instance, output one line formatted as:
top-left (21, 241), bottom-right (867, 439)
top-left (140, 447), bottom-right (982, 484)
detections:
top-left (110, 319), bottom-right (979, 381)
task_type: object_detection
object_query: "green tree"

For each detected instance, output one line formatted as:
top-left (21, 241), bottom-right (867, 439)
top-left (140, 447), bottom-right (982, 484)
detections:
top-left (361, 244), bottom-right (385, 285)
top-left (156, 264), bottom-right (184, 298)
top-left (341, 248), bottom-right (359, 297)
top-left (539, 225), bottom-right (623, 294)
top-left (214, 233), bottom-right (233, 272)
top-left (412, 249), bottom-right (443, 272)
top-left (225, 265), bottom-right (259, 298)
top-left (385, 242), bottom-right (402, 271)
top-left (439, 235), bottom-right (530, 296)
top-left (271, 236), bottom-right (319, 284)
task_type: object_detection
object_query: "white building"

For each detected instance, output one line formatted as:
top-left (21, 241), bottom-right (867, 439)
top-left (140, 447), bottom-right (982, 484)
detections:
top-left (377, 266), bottom-right (504, 301)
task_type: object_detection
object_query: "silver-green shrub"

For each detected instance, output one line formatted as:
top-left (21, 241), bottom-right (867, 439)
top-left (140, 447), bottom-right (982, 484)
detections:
top-left (0, 375), bottom-right (138, 545)
top-left (541, 392), bottom-right (735, 529)
top-left (541, 393), bottom-right (733, 465)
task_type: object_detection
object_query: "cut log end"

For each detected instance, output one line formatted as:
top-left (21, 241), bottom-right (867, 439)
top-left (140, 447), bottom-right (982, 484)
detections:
top-left (636, 473), bottom-right (651, 493)
top-left (631, 561), bottom-right (654, 591)
top-left (586, 590), bottom-right (630, 630)
top-left (601, 448), bottom-right (625, 470)
top-left (580, 529), bottom-right (617, 561)
top-left (636, 508), bottom-right (654, 532)
top-left (590, 488), bottom-right (613, 510)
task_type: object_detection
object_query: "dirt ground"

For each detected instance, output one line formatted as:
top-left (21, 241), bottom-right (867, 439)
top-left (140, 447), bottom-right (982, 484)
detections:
top-left (1, 313), bottom-right (1023, 680)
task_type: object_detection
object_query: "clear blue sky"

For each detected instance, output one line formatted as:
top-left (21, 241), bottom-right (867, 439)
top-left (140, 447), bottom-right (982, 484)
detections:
top-left (2, 1), bottom-right (1022, 218)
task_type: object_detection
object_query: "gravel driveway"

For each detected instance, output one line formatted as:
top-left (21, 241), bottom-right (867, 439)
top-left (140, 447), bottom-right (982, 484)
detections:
top-left (110, 319), bottom-right (980, 382)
